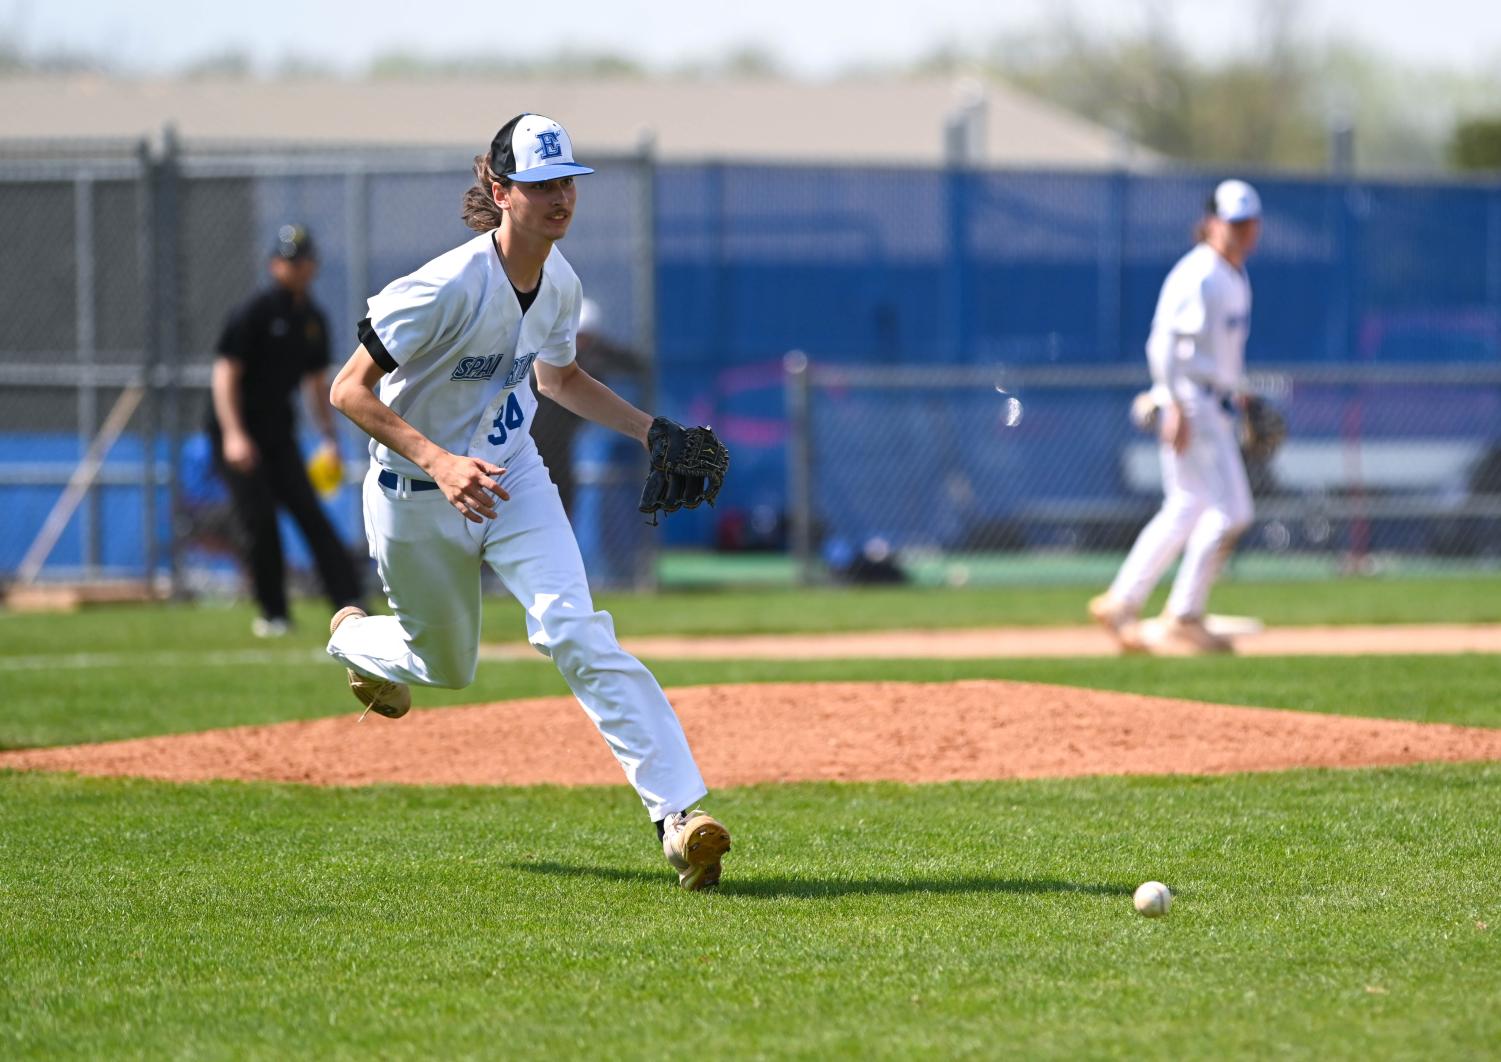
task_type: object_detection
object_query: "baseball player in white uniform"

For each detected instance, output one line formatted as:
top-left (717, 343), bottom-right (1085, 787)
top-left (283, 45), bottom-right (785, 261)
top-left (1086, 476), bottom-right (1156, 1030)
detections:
top-left (1089, 179), bottom-right (1262, 654)
top-left (324, 114), bottom-right (731, 890)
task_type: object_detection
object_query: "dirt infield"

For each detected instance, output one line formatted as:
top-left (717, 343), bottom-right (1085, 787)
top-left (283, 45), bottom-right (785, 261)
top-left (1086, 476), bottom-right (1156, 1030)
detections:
top-left (6, 680), bottom-right (1501, 787)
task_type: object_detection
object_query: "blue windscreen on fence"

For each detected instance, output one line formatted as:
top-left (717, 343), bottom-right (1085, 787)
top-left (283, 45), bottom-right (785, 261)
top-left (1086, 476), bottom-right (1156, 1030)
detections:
top-left (650, 164), bottom-right (1501, 547)
top-left (3, 159), bottom-right (1500, 573)
top-left (656, 166), bottom-right (1500, 377)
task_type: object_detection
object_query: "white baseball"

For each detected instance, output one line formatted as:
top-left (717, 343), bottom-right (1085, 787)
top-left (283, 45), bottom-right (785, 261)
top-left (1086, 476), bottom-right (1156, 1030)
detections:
top-left (1129, 390), bottom-right (1161, 432)
top-left (1133, 881), bottom-right (1173, 917)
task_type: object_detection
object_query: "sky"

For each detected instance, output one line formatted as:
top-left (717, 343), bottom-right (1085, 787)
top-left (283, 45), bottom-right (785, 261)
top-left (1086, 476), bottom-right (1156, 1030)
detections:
top-left (6, 0), bottom-right (1501, 76)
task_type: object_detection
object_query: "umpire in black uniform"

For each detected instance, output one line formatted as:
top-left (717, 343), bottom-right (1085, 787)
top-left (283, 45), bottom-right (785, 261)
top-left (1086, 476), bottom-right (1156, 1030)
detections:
top-left (208, 224), bottom-right (362, 636)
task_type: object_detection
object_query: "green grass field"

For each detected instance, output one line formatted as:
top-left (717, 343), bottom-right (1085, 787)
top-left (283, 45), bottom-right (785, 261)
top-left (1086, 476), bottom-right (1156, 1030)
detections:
top-left (3, 578), bottom-right (1500, 1058)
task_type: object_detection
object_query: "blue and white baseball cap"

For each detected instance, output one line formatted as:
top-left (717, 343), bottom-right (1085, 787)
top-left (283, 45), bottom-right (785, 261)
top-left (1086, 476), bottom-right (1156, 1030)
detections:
top-left (490, 113), bottom-right (594, 183)
top-left (1212, 179), bottom-right (1262, 222)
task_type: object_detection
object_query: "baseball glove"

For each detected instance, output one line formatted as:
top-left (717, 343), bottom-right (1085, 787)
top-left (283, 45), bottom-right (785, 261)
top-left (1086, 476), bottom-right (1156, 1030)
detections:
top-left (1239, 394), bottom-right (1288, 462)
top-left (639, 417), bottom-right (729, 523)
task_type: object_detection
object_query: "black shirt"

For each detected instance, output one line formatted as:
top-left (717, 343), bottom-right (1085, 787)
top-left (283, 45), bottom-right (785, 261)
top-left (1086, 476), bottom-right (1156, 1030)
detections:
top-left (208, 285), bottom-right (331, 439)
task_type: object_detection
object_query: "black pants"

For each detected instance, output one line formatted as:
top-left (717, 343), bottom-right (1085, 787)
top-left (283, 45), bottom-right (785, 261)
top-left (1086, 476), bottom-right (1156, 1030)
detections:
top-left (213, 434), bottom-right (362, 621)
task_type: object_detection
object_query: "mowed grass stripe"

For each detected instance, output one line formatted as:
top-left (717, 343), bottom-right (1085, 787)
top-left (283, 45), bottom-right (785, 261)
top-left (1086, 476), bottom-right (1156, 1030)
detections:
top-left (0, 647), bottom-right (329, 672)
top-left (7, 574), bottom-right (1501, 660)
top-left (6, 653), bottom-right (1500, 751)
top-left (2, 766), bottom-right (1497, 1058)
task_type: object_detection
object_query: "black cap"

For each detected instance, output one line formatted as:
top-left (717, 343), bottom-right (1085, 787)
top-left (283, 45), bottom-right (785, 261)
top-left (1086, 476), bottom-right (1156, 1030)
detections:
top-left (272, 223), bottom-right (316, 261)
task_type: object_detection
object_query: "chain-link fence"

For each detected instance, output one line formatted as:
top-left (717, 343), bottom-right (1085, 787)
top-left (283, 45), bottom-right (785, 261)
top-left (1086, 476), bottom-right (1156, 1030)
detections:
top-left (0, 144), bottom-right (157, 590)
top-left (650, 163), bottom-right (1501, 556)
top-left (786, 357), bottom-right (1501, 585)
top-left (6, 142), bottom-right (1500, 595)
top-left (0, 136), bottom-right (657, 597)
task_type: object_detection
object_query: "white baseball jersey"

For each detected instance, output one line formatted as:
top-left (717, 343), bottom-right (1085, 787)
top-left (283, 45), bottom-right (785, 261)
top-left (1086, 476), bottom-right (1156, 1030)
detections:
top-left (333, 226), bottom-right (709, 822)
top-left (1110, 241), bottom-right (1256, 621)
top-left (1146, 242), bottom-right (1252, 401)
top-left (357, 231), bottom-right (582, 479)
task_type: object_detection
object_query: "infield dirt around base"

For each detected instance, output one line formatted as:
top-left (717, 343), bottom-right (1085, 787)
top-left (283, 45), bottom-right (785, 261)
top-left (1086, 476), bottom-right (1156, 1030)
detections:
top-left (596, 624), bottom-right (1501, 661)
top-left (5, 680), bottom-right (1501, 787)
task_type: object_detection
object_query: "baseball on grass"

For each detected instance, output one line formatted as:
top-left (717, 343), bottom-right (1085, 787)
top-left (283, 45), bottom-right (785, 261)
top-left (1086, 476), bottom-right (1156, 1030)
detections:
top-left (1133, 881), bottom-right (1173, 917)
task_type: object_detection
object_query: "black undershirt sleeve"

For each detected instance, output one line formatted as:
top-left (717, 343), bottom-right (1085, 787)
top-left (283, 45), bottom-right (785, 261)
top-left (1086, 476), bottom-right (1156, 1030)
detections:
top-left (356, 317), bottom-right (399, 373)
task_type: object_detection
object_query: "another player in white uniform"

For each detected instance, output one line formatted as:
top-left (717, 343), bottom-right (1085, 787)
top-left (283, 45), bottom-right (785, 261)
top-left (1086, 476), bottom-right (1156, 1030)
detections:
top-left (324, 114), bottom-right (731, 889)
top-left (1089, 180), bottom-right (1262, 654)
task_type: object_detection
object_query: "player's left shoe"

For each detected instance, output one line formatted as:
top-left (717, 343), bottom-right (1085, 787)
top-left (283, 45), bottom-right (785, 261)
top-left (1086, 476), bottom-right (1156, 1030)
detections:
top-left (329, 606), bottom-right (412, 720)
top-left (662, 809), bottom-right (731, 891)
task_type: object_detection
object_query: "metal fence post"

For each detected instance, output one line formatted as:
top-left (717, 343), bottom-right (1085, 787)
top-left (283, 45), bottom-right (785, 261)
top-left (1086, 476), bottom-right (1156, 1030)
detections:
top-left (344, 166), bottom-right (370, 330)
top-left (158, 126), bottom-right (184, 599)
top-left (942, 99), bottom-right (983, 362)
top-left (1490, 188), bottom-right (1501, 357)
top-left (1098, 170), bottom-right (1127, 361)
top-left (635, 135), bottom-right (659, 591)
top-left (138, 126), bottom-right (184, 597)
top-left (137, 137), bottom-right (161, 588)
top-left (343, 164), bottom-right (370, 531)
top-left (74, 173), bottom-right (99, 575)
top-left (709, 162), bottom-right (730, 381)
top-left (941, 163), bottom-right (969, 361)
top-left (1331, 122), bottom-right (1372, 566)
top-left (784, 350), bottom-right (815, 584)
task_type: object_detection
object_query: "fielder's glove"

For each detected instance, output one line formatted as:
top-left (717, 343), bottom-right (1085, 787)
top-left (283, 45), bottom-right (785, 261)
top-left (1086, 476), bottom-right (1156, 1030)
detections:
top-left (639, 417), bottom-right (729, 524)
top-left (1239, 394), bottom-right (1288, 462)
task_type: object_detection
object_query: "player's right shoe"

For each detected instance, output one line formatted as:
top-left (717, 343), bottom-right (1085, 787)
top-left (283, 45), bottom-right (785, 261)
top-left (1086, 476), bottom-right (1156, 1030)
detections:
top-left (1088, 593), bottom-right (1145, 653)
top-left (661, 809), bottom-right (731, 891)
top-left (329, 606), bottom-right (412, 719)
top-left (251, 616), bottom-right (291, 639)
top-left (1157, 614), bottom-right (1234, 655)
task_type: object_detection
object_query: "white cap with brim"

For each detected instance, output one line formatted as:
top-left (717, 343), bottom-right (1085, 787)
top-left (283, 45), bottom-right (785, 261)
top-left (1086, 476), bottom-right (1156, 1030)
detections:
top-left (1213, 179), bottom-right (1262, 222)
top-left (490, 113), bottom-right (595, 183)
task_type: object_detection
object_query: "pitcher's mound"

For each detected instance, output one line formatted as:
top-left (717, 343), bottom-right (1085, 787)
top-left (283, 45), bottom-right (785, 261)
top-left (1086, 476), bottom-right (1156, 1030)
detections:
top-left (3, 681), bottom-right (1500, 787)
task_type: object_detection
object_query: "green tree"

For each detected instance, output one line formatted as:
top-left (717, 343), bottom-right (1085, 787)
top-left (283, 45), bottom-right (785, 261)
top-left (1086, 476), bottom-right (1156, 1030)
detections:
top-left (935, 1), bottom-right (1328, 169)
top-left (1449, 118), bottom-right (1501, 171)
top-left (914, 0), bottom-right (1499, 173)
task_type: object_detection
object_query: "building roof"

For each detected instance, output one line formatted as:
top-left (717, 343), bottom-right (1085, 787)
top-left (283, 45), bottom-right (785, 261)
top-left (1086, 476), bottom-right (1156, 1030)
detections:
top-left (0, 74), bottom-right (1147, 169)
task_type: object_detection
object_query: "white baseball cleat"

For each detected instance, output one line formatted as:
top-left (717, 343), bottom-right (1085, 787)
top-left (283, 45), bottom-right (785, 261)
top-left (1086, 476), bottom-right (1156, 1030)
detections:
top-left (662, 808), bottom-right (731, 891)
top-left (251, 616), bottom-right (291, 639)
top-left (1087, 593), bottom-right (1145, 653)
top-left (1155, 613), bottom-right (1235, 655)
top-left (329, 606), bottom-right (412, 720)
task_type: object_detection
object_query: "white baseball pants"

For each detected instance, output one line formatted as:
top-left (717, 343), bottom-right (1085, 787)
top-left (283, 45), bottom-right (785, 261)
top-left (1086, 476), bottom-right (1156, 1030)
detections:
top-left (326, 449), bottom-right (708, 821)
top-left (1109, 384), bottom-right (1254, 619)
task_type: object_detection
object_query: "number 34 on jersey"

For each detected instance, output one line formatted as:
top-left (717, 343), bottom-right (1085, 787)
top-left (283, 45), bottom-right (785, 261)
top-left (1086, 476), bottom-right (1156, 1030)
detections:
top-left (488, 392), bottom-right (526, 445)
